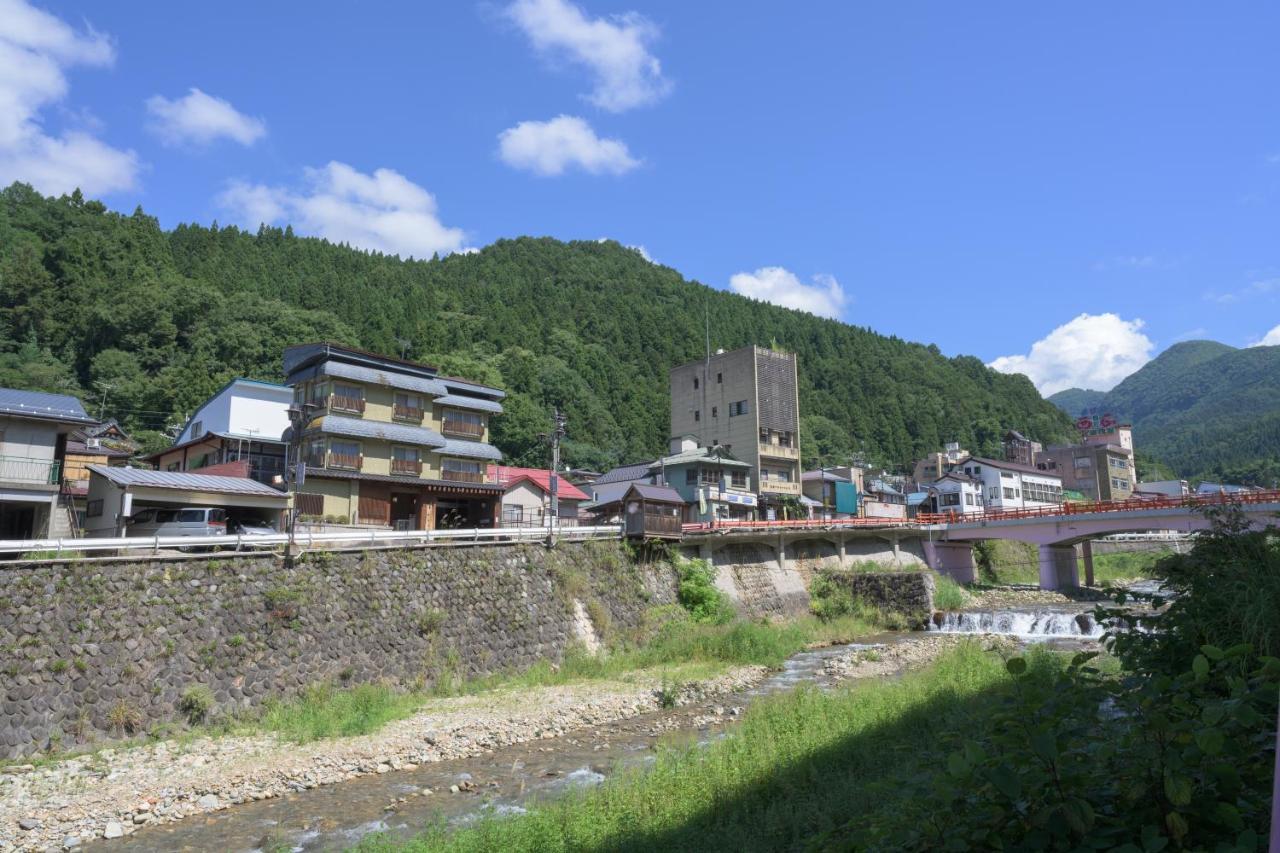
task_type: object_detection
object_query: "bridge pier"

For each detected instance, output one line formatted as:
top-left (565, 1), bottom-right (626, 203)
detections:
top-left (837, 537), bottom-right (848, 569)
top-left (1081, 540), bottom-right (1095, 587)
top-left (1038, 544), bottom-right (1079, 590)
top-left (922, 541), bottom-right (975, 583)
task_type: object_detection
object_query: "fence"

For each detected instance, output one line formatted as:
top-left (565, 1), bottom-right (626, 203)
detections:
top-left (0, 523), bottom-right (624, 561)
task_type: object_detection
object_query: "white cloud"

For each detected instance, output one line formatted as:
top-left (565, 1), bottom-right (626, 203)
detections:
top-left (988, 313), bottom-right (1155, 396)
top-left (0, 0), bottom-right (137, 195)
top-left (498, 115), bottom-right (638, 176)
top-left (504, 0), bottom-right (670, 112)
top-left (146, 88), bottom-right (265, 146)
top-left (218, 162), bottom-right (467, 259)
top-left (1205, 277), bottom-right (1280, 305)
top-left (1249, 323), bottom-right (1280, 347)
top-left (728, 267), bottom-right (847, 319)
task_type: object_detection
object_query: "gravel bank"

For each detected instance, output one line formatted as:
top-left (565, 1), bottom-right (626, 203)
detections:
top-left (823, 635), bottom-right (1018, 682)
top-left (0, 667), bottom-right (765, 852)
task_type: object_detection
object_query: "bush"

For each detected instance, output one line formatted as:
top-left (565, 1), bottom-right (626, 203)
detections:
top-left (675, 558), bottom-right (734, 625)
top-left (106, 699), bottom-right (143, 735)
top-left (415, 608), bottom-right (446, 636)
top-left (931, 574), bottom-right (972, 610)
top-left (177, 685), bottom-right (215, 725)
top-left (809, 573), bottom-right (856, 622)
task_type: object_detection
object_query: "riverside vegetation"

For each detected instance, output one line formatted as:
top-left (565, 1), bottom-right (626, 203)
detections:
top-left (359, 508), bottom-right (1278, 852)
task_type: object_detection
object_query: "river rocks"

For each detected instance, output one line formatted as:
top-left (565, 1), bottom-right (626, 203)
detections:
top-left (0, 666), bottom-right (763, 852)
top-left (17, 819), bottom-right (39, 831)
top-left (102, 822), bottom-right (123, 839)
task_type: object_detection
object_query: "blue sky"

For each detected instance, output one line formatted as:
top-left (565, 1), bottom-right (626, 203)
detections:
top-left (6, 1), bottom-right (1280, 394)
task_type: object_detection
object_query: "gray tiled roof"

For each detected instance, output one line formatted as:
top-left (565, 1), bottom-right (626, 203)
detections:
top-left (595, 461), bottom-right (656, 485)
top-left (627, 483), bottom-right (686, 503)
top-left (434, 394), bottom-right (504, 415)
top-left (292, 361), bottom-right (449, 397)
top-left (317, 415), bottom-right (445, 448)
top-left (584, 480), bottom-right (636, 508)
top-left (0, 388), bottom-right (94, 423)
top-left (442, 378), bottom-right (506, 400)
top-left (438, 438), bottom-right (504, 462)
top-left (88, 465), bottom-right (287, 497)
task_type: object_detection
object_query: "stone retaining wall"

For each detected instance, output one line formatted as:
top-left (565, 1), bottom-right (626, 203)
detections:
top-left (0, 541), bottom-right (675, 759)
top-left (817, 570), bottom-right (936, 628)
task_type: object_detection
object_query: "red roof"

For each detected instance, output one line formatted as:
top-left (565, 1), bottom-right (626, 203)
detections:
top-left (487, 465), bottom-right (590, 501)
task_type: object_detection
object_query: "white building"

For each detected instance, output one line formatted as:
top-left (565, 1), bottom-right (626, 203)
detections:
top-left (951, 457), bottom-right (1062, 511)
top-left (175, 378), bottom-right (292, 444)
top-left (927, 472), bottom-right (985, 515)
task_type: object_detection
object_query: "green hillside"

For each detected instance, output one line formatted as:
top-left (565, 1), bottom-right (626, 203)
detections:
top-left (1048, 341), bottom-right (1280, 485)
top-left (0, 183), bottom-right (1073, 469)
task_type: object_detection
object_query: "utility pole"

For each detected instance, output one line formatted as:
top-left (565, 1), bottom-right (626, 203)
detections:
top-left (95, 382), bottom-right (116, 421)
top-left (540, 409), bottom-right (568, 544)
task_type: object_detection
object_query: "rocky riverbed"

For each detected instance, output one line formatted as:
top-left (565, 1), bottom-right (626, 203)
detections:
top-left (822, 634), bottom-right (1018, 681)
top-left (0, 667), bottom-right (765, 852)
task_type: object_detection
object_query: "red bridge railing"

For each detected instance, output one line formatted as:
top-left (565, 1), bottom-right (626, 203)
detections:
top-left (681, 489), bottom-right (1280, 535)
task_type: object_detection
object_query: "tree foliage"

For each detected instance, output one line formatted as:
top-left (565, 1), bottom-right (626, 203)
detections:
top-left (0, 183), bottom-right (1073, 466)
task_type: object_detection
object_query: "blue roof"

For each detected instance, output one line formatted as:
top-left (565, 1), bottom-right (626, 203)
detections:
top-left (595, 461), bottom-right (655, 485)
top-left (317, 414), bottom-right (445, 448)
top-left (439, 438), bottom-right (504, 462)
top-left (435, 394), bottom-right (504, 414)
top-left (0, 388), bottom-right (94, 423)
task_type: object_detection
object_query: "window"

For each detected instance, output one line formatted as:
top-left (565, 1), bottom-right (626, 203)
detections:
top-left (972, 465), bottom-right (981, 475)
top-left (331, 383), bottom-right (365, 413)
top-left (1073, 456), bottom-right (1093, 469)
top-left (166, 461), bottom-right (181, 472)
top-left (1000, 471), bottom-right (1015, 479)
top-left (87, 499), bottom-right (103, 518)
top-left (729, 400), bottom-right (749, 416)
top-left (942, 493), bottom-right (960, 507)
top-left (699, 469), bottom-right (719, 486)
top-left (392, 446), bottom-right (419, 462)
top-left (693, 376), bottom-right (699, 389)
top-left (1003, 487), bottom-right (1016, 499)
top-left (502, 504), bottom-right (524, 525)
top-left (686, 469), bottom-right (698, 486)
top-left (711, 406), bottom-right (718, 418)
top-left (1112, 477), bottom-right (1127, 490)
top-left (964, 493), bottom-right (975, 506)
top-left (694, 410), bottom-right (700, 422)
top-left (442, 409), bottom-right (485, 436)
top-left (443, 458), bottom-right (482, 474)
top-left (716, 372), bottom-right (722, 383)
top-left (189, 420), bottom-right (203, 437)
top-left (759, 427), bottom-right (770, 443)
top-left (329, 440), bottom-right (360, 468)
top-left (730, 471), bottom-right (747, 488)
top-left (1109, 457), bottom-right (1129, 469)
top-left (778, 431), bottom-right (794, 448)
top-left (394, 392), bottom-right (423, 420)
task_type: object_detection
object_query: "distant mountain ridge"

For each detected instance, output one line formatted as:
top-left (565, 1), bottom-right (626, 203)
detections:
top-left (1049, 341), bottom-right (1280, 483)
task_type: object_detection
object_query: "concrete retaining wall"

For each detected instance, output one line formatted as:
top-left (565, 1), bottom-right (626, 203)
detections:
top-left (0, 541), bottom-right (675, 759)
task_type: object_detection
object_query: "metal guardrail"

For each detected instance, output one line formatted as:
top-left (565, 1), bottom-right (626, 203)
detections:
top-left (0, 524), bottom-right (624, 559)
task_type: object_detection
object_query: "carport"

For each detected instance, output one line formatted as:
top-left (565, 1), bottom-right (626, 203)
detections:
top-left (84, 465), bottom-right (288, 537)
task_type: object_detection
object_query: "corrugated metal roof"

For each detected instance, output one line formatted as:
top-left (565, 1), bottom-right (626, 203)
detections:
top-left (628, 483), bottom-right (686, 503)
top-left (434, 394), bottom-right (503, 414)
top-left (88, 465), bottom-right (287, 497)
top-left (317, 415), bottom-right (446, 448)
top-left (0, 388), bottom-right (94, 423)
top-left (438, 438), bottom-right (504, 462)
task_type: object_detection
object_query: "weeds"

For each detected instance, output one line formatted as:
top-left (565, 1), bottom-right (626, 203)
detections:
top-left (177, 685), bottom-right (215, 725)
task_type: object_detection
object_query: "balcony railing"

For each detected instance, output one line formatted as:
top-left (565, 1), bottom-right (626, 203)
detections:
top-left (393, 405), bottom-right (425, 423)
top-left (329, 394), bottom-right (366, 415)
top-left (442, 418), bottom-right (485, 438)
top-left (328, 452), bottom-right (362, 470)
top-left (0, 456), bottom-right (60, 485)
top-left (442, 469), bottom-right (485, 483)
top-left (758, 442), bottom-right (799, 460)
top-left (391, 459), bottom-right (423, 476)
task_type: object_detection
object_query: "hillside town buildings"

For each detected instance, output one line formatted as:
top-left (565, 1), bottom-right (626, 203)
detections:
top-left (0, 389), bottom-right (97, 539)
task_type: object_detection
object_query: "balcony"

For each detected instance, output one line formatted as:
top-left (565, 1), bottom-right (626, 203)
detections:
top-left (391, 459), bottom-right (423, 476)
top-left (442, 469), bottom-right (485, 483)
top-left (442, 418), bottom-right (485, 439)
top-left (0, 456), bottom-right (61, 486)
top-left (329, 394), bottom-right (366, 415)
top-left (327, 452), bottom-right (362, 471)
top-left (759, 479), bottom-right (802, 497)
top-left (393, 405), bottom-right (425, 423)
top-left (758, 442), bottom-right (799, 461)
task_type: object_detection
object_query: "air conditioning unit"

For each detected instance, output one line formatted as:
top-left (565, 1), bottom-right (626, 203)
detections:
top-left (86, 438), bottom-right (102, 449)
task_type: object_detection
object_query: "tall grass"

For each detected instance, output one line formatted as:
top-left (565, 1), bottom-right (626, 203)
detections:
top-left (357, 643), bottom-right (1049, 853)
top-left (930, 573), bottom-right (972, 610)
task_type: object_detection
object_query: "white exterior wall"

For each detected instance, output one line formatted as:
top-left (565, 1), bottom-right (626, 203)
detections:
top-left (969, 466), bottom-right (1062, 510)
top-left (178, 381), bottom-right (291, 443)
top-left (933, 479), bottom-right (984, 514)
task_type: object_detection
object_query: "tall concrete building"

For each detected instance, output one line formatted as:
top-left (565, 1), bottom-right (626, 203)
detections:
top-left (669, 345), bottom-right (801, 515)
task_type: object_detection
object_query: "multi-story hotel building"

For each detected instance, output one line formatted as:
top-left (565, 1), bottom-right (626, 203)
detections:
top-left (284, 343), bottom-right (505, 529)
top-left (669, 345), bottom-right (801, 516)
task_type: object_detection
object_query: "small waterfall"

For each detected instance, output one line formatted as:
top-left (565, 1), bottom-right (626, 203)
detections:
top-left (928, 609), bottom-right (1102, 639)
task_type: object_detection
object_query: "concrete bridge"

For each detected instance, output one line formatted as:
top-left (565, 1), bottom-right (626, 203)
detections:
top-left (683, 491), bottom-right (1280, 596)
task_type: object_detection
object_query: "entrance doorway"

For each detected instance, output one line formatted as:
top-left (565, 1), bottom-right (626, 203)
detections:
top-left (390, 492), bottom-right (419, 530)
top-left (0, 503), bottom-right (36, 539)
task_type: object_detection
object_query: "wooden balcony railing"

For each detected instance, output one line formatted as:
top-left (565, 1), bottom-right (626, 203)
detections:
top-left (393, 405), bottom-right (424, 423)
top-left (442, 418), bottom-right (485, 438)
top-left (330, 394), bottom-right (366, 415)
top-left (442, 469), bottom-right (485, 483)
top-left (328, 452), bottom-right (362, 470)
top-left (391, 459), bottom-right (423, 476)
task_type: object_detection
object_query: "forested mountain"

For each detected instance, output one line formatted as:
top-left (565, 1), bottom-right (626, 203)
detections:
top-left (1049, 341), bottom-right (1280, 485)
top-left (0, 183), bottom-right (1073, 469)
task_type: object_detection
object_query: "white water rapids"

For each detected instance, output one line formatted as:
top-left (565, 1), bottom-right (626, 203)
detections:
top-left (927, 609), bottom-right (1104, 639)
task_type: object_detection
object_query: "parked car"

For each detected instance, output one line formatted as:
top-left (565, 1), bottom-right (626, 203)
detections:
top-left (126, 507), bottom-right (227, 538)
top-left (228, 519), bottom-right (277, 536)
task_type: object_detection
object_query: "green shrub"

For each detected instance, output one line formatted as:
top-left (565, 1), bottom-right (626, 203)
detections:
top-left (106, 699), bottom-right (143, 734)
top-left (415, 608), bottom-right (446, 636)
top-left (931, 574), bottom-right (972, 610)
top-left (675, 558), bottom-right (734, 624)
top-left (49, 659), bottom-right (69, 674)
top-left (809, 573), bottom-right (856, 622)
top-left (177, 685), bottom-right (215, 725)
